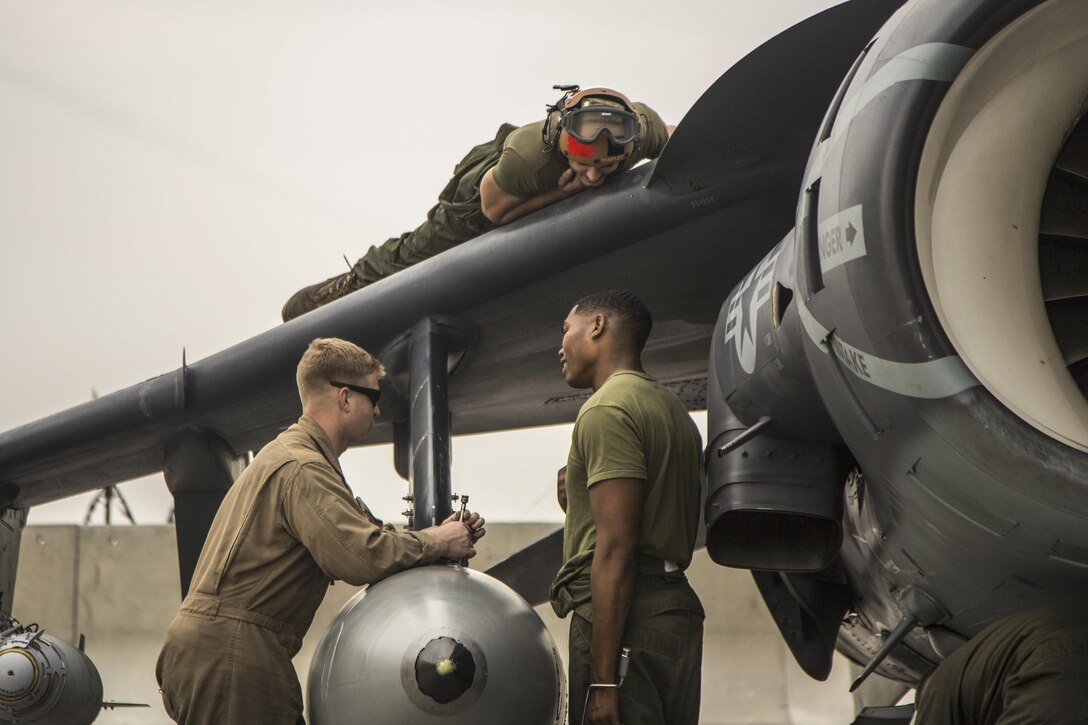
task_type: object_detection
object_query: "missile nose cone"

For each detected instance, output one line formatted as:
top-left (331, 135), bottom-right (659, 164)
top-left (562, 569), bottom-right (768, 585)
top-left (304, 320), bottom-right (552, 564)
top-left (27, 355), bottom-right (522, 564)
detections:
top-left (308, 565), bottom-right (566, 724)
top-left (0, 650), bottom-right (37, 697)
top-left (415, 636), bottom-right (476, 704)
top-left (0, 630), bottom-right (104, 724)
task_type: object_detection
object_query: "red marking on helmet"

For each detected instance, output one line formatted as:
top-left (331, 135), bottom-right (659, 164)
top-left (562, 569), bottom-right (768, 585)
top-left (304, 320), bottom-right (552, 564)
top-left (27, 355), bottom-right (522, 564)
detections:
top-left (566, 136), bottom-right (595, 158)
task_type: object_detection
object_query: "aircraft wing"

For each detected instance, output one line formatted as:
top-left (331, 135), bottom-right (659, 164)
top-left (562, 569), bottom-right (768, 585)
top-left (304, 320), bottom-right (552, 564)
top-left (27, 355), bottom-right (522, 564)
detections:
top-left (0, 0), bottom-right (902, 510)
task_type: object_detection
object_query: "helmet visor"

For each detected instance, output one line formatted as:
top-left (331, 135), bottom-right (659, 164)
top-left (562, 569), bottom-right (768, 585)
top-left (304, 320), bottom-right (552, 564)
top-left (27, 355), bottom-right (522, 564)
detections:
top-left (563, 107), bottom-right (639, 145)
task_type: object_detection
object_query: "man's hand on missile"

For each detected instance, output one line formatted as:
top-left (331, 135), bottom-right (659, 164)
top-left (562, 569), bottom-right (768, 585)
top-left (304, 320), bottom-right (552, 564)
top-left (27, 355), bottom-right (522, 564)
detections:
top-left (429, 510), bottom-right (486, 559)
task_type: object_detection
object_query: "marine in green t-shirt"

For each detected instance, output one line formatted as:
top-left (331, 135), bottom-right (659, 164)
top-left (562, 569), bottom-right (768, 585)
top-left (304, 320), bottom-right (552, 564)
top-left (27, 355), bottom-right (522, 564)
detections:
top-left (281, 87), bottom-right (670, 321)
top-left (915, 608), bottom-right (1088, 724)
top-left (550, 290), bottom-right (704, 725)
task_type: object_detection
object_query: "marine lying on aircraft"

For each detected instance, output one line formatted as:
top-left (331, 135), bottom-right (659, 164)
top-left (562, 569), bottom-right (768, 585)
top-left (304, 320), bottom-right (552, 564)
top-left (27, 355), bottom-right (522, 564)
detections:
top-left (279, 84), bottom-right (673, 322)
top-left (0, 0), bottom-right (1087, 722)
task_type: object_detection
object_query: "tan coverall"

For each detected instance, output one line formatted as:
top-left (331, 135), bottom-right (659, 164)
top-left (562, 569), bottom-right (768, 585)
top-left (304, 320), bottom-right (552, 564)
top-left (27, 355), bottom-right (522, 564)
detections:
top-left (156, 416), bottom-right (439, 724)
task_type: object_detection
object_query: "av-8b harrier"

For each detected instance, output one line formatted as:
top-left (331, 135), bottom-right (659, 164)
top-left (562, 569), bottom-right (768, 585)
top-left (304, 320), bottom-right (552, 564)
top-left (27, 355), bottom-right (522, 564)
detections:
top-left (1, 0), bottom-right (1086, 721)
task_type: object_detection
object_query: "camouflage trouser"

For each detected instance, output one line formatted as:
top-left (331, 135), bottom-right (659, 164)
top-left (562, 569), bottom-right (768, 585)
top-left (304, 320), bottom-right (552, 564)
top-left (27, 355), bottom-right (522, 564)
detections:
top-left (352, 123), bottom-right (516, 286)
top-left (567, 582), bottom-right (704, 725)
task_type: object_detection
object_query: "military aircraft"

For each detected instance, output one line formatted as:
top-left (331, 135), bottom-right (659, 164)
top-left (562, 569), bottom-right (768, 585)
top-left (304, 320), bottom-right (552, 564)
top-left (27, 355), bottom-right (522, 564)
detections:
top-left (1, 0), bottom-right (1086, 721)
top-left (702, 0), bottom-right (1088, 695)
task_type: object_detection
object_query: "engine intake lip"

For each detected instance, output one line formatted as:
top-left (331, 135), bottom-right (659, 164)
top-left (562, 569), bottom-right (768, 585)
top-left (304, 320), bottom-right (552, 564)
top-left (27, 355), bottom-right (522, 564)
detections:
top-left (915, 0), bottom-right (1088, 453)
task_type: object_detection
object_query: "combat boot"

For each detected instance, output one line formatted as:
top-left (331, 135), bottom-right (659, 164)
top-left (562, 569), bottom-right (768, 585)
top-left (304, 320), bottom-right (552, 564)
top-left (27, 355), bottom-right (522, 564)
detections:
top-left (281, 269), bottom-right (365, 322)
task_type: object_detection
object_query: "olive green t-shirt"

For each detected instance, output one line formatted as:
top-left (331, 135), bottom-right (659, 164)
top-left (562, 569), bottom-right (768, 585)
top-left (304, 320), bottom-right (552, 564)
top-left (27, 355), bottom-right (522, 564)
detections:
top-left (549, 371), bottom-right (702, 618)
top-left (490, 102), bottom-right (668, 199)
top-left (916, 608), bottom-right (1088, 724)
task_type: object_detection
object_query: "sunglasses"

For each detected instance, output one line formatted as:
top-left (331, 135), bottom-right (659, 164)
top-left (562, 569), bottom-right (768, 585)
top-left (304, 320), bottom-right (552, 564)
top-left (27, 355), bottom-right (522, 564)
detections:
top-left (329, 380), bottom-right (381, 406)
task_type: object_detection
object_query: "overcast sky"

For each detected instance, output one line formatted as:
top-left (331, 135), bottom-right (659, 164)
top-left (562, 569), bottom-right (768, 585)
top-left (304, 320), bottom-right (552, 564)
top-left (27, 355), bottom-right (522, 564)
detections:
top-left (0, 0), bottom-right (842, 526)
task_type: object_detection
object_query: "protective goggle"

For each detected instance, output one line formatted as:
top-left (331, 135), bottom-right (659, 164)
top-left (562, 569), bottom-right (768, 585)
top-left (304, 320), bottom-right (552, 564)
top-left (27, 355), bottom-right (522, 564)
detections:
top-left (560, 106), bottom-right (640, 145)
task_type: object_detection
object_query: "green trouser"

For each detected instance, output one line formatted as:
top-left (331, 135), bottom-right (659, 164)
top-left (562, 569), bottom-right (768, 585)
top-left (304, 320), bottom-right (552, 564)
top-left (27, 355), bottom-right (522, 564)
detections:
top-left (918, 625), bottom-right (1088, 724)
top-left (567, 579), bottom-right (704, 725)
top-left (352, 123), bottom-right (516, 286)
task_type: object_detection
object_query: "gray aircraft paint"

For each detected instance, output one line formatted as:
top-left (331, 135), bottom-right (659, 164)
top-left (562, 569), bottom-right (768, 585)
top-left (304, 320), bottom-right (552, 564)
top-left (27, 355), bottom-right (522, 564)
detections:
top-left (805, 42), bottom-right (976, 186)
top-left (797, 297), bottom-right (978, 399)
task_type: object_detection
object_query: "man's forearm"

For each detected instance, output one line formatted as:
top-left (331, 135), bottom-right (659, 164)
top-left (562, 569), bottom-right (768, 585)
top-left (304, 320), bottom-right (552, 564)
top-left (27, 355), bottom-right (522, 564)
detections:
top-left (589, 544), bottom-right (637, 683)
top-left (480, 167), bottom-right (584, 225)
top-left (490, 186), bottom-right (576, 225)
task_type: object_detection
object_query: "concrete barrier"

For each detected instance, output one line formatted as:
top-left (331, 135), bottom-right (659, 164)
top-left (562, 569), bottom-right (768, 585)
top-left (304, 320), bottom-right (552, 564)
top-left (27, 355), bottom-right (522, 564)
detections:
top-left (13, 524), bottom-right (861, 724)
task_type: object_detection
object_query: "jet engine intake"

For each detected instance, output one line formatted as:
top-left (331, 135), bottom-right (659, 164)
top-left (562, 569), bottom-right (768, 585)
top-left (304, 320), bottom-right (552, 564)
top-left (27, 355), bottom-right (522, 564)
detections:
top-left (783, 0), bottom-right (1088, 684)
top-left (708, 0), bottom-right (1088, 686)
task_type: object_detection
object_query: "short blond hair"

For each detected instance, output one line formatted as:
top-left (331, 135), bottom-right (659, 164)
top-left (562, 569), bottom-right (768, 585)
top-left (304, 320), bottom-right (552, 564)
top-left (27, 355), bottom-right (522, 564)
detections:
top-left (297, 338), bottom-right (385, 402)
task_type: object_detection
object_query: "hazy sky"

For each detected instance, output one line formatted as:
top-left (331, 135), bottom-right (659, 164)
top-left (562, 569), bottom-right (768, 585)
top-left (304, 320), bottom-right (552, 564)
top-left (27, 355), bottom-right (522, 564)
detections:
top-left (0, 0), bottom-right (841, 526)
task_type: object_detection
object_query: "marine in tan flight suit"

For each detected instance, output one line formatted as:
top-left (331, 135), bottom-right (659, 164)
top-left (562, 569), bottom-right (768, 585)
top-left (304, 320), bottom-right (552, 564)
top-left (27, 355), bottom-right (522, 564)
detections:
top-left (156, 338), bottom-right (484, 725)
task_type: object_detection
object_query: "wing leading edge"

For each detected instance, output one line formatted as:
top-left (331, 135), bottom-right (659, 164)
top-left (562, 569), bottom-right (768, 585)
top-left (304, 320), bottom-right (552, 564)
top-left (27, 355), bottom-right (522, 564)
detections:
top-left (0, 0), bottom-right (900, 509)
